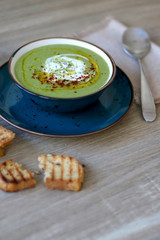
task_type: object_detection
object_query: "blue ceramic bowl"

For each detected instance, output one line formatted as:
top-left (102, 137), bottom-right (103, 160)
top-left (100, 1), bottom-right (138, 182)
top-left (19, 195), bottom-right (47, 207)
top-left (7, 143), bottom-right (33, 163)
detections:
top-left (8, 38), bottom-right (116, 112)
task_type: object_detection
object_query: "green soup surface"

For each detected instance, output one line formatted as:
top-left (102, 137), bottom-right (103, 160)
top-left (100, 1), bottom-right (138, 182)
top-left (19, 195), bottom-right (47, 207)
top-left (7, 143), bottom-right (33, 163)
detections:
top-left (14, 44), bottom-right (110, 98)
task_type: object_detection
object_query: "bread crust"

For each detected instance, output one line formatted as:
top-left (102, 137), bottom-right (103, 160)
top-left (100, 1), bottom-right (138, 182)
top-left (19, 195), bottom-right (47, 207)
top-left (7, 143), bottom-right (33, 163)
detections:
top-left (38, 154), bottom-right (84, 191)
top-left (0, 159), bottom-right (36, 192)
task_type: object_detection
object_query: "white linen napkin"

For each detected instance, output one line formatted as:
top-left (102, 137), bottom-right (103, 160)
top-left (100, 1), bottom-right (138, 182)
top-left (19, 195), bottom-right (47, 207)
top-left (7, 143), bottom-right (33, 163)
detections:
top-left (72, 16), bottom-right (160, 104)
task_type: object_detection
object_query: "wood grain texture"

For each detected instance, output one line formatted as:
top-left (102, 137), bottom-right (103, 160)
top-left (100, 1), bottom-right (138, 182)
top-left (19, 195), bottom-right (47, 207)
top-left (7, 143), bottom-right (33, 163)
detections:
top-left (0, 0), bottom-right (160, 239)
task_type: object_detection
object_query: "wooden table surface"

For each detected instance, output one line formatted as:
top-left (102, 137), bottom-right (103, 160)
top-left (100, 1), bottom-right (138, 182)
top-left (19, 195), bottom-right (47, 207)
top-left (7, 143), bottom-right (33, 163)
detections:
top-left (0, 0), bottom-right (160, 239)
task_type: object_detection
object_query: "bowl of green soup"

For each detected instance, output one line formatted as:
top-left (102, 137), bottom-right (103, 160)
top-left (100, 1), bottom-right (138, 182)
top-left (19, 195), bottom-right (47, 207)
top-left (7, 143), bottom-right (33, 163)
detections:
top-left (9, 38), bottom-right (116, 112)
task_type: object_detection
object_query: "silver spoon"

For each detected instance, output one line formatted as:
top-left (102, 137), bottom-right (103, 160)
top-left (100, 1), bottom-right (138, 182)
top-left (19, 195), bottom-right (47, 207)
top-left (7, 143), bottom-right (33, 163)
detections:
top-left (122, 27), bottom-right (156, 122)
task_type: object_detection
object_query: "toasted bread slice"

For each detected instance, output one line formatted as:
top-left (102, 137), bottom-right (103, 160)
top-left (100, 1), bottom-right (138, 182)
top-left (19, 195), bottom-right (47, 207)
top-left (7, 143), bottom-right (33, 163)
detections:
top-left (0, 159), bottom-right (36, 192)
top-left (38, 154), bottom-right (84, 191)
top-left (0, 126), bottom-right (15, 149)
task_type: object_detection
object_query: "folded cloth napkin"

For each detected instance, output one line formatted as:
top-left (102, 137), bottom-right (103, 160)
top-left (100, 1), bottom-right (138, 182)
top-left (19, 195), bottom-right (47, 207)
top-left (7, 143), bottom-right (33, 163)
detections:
top-left (72, 16), bottom-right (160, 104)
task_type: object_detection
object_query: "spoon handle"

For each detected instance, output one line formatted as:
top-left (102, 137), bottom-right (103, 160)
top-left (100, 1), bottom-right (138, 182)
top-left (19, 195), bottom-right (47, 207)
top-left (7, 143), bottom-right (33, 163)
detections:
top-left (138, 59), bottom-right (156, 122)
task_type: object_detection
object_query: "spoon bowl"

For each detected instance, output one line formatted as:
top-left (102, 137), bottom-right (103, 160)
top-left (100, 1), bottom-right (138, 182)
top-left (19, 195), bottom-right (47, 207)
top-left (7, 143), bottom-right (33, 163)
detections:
top-left (123, 27), bottom-right (151, 59)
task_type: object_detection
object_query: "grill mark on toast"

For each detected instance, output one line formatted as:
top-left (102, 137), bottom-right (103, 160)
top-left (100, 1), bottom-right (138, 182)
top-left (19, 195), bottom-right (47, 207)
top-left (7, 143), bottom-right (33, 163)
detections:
top-left (61, 155), bottom-right (64, 180)
top-left (44, 158), bottom-right (47, 173)
top-left (15, 165), bottom-right (26, 181)
top-left (7, 169), bottom-right (19, 183)
top-left (70, 157), bottom-right (73, 182)
top-left (2, 168), bottom-right (21, 184)
top-left (52, 161), bottom-right (54, 180)
top-left (78, 165), bottom-right (81, 183)
top-left (0, 161), bottom-right (16, 183)
top-left (0, 172), bottom-right (14, 183)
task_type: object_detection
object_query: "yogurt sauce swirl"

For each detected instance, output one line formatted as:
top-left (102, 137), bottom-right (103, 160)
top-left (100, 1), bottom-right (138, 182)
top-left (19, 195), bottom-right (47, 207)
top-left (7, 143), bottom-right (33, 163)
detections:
top-left (44, 54), bottom-right (96, 83)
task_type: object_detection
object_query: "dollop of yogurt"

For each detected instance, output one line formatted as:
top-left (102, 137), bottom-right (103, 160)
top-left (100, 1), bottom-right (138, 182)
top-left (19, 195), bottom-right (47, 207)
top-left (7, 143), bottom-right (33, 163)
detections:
top-left (44, 54), bottom-right (95, 82)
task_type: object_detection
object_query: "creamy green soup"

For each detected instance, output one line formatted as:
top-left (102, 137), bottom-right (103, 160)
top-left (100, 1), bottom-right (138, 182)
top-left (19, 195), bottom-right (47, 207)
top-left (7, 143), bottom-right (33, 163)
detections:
top-left (14, 44), bottom-right (110, 98)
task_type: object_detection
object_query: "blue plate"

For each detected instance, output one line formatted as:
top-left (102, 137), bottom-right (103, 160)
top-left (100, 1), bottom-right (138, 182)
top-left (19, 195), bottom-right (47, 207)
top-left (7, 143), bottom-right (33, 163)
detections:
top-left (0, 63), bottom-right (133, 137)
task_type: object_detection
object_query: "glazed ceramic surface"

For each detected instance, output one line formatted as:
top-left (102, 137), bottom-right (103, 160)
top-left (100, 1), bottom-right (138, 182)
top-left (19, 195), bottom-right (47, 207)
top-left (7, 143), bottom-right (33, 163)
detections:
top-left (0, 63), bottom-right (133, 137)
